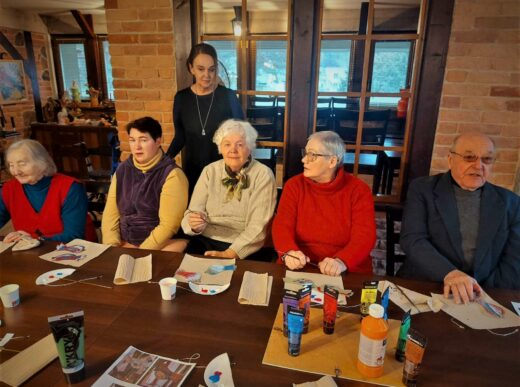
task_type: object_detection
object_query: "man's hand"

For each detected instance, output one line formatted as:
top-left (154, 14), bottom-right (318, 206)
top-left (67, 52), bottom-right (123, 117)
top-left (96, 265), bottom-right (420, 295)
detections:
top-left (443, 270), bottom-right (482, 304)
top-left (204, 248), bottom-right (238, 259)
top-left (282, 250), bottom-right (307, 270)
top-left (4, 230), bottom-right (31, 243)
top-left (188, 211), bottom-right (208, 234)
top-left (319, 257), bottom-right (347, 276)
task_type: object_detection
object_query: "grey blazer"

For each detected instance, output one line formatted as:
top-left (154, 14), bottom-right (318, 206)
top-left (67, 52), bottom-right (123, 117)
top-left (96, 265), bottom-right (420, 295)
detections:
top-left (398, 172), bottom-right (520, 289)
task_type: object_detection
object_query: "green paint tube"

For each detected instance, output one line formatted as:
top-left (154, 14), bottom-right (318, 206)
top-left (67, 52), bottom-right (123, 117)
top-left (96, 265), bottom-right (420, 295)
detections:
top-left (395, 310), bottom-right (411, 362)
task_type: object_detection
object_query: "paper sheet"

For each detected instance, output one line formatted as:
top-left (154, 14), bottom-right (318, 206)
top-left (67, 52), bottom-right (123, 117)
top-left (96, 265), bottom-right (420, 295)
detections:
top-left (431, 292), bottom-right (520, 330)
top-left (175, 254), bottom-right (235, 286)
top-left (238, 271), bottom-right (273, 306)
top-left (284, 271), bottom-right (347, 305)
top-left (0, 241), bottom-right (15, 255)
top-left (0, 334), bottom-right (58, 386)
top-left (293, 375), bottom-right (338, 387)
top-left (512, 302), bottom-right (520, 316)
top-left (113, 254), bottom-right (152, 285)
top-left (263, 305), bottom-right (405, 387)
top-left (39, 239), bottom-right (110, 267)
top-left (377, 280), bottom-right (443, 315)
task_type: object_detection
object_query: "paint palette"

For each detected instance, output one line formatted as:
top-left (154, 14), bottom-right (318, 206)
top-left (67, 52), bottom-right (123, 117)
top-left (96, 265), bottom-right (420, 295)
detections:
top-left (35, 268), bottom-right (76, 285)
top-left (204, 353), bottom-right (235, 387)
top-left (188, 282), bottom-right (230, 296)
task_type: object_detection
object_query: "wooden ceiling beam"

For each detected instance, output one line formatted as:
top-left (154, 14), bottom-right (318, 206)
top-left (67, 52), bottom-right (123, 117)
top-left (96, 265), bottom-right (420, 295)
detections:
top-left (71, 10), bottom-right (96, 38)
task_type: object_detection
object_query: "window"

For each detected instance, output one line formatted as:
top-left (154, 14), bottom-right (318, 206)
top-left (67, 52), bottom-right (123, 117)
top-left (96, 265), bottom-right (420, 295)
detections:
top-left (205, 40), bottom-right (238, 91)
top-left (58, 42), bottom-right (89, 99)
top-left (319, 40), bottom-right (351, 92)
top-left (102, 40), bottom-right (114, 100)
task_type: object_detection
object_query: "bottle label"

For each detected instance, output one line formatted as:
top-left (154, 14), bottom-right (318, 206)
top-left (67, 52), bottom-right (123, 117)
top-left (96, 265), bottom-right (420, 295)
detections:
top-left (358, 333), bottom-right (387, 367)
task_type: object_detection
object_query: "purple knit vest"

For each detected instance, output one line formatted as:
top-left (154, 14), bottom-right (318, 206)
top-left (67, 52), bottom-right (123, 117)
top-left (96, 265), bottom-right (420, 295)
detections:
top-left (116, 154), bottom-right (176, 246)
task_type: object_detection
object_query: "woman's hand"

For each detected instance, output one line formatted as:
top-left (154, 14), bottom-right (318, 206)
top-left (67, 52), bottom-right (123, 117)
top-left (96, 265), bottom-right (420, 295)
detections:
top-left (283, 250), bottom-right (307, 270)
top-left (4, 230), bottom-right (31, 243)
top-left (443, 270), bottom-right (482, 304)
top-left (319, 257), bottom-right (346, 276)
top-left (204, 248), bottom-right (238, 259)
top-left (188, 211), bottom-right (208, 234)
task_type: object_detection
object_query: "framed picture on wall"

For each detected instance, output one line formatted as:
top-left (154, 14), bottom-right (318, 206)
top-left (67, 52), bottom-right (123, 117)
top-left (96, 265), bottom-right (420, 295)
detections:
top-left (0, 60), bottom-right (28, 104)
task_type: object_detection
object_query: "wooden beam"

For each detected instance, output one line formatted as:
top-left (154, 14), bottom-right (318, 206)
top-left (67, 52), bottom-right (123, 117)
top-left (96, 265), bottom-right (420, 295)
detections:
top-left (24, 31), bottom-right (43, 122)
top-left (71, 10), bottom-right (96, 38)
top-left (0, 32), bottom-right (23, 60)
top-left (174, 0), bottom-right (194, 91)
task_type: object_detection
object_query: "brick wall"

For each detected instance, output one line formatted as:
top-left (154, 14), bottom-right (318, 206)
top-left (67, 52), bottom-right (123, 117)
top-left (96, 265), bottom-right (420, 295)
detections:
top-left (104, 0), bottom-right (176, 160)
top-left (0, 27), bottom-right (53, 131)
top-left (431, 0), bottom-right (520, 193)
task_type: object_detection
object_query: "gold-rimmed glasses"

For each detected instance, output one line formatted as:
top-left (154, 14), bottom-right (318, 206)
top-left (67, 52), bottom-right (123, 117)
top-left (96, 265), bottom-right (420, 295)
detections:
top-left (301, 149), bottom-right (334, 162)
top-left (449, 151), bottom-right (496, 165)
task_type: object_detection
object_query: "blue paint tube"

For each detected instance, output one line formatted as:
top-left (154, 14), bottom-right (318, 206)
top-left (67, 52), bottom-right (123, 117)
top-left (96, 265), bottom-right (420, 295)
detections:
top-left (283, 289), bottom-right (300, 337)
top-left (287, 307), bottom-right (305, 356)
top-left (48, 311), bottom-right (85, 384)
top-left (395, 311), bottom-right (411, 362)
top-left (381, 287), bottom-right (390, 320)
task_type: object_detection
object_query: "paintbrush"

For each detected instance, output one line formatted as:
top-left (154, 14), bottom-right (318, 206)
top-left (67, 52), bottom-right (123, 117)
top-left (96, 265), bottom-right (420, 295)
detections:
top-left (394, 284), bottom-right (421, 313)
top-left (277, 250), bottom-right (319, 268)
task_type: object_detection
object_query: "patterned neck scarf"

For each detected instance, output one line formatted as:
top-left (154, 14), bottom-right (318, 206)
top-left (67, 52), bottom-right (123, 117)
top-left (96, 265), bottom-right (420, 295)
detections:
top-left (221, 157), bottom-right (251, 201)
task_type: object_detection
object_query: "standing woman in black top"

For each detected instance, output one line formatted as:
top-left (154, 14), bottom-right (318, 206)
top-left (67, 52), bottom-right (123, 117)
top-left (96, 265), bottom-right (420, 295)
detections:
top-left (167, 43), bottom-right (244, 193)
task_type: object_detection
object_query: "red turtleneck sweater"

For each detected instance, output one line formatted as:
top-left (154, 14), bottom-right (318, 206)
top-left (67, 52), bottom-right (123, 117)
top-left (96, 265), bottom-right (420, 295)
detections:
top-left (272, 169), bottom-right (375, 273)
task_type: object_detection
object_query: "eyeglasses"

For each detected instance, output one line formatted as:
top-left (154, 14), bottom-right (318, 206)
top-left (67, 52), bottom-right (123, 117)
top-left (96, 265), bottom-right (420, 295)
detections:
top-left (450, 151), bottom-right (495, 165)
top-left (301, 149), bottom-right (334, 162)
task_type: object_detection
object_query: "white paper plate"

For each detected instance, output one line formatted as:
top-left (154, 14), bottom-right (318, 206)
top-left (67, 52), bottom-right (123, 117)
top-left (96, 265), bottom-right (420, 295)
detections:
top-left (188, 282), bottom-right (230, 296)
top-left (204, 353), bottom-right (235, 387)
top-left (35, 268), bottom-right (76, 285)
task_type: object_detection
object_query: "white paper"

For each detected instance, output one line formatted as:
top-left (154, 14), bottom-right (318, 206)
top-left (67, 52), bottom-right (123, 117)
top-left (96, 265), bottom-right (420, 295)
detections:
top-left (204, 353), bottom-right (235, 387)
top-left (238, 271), bottom-right (273, 306)
top-left (114, 254), bottom-right (152, 285)
top-left (512, 301), bottom-right (520, 316)
top-left (175, 254), bottom-right (235, 286)
top-left (284, 270), bottom-right (347, 305)
top-left (39, 239), bottom-right (110, 267)
top-left (293, 375), bottom-right (338, 387)
top-left (377, 280), bottom-right (443, 315)
top-left (0, 241), bottom-right (15, 254)
top-left (432, 292), bottom-right (520, 330)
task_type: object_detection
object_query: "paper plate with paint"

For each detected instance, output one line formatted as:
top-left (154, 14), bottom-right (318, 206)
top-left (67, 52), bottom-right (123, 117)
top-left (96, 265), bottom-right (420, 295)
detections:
top-left (189, 282), bottom-right (230, 296)
top-left (204, 352), bottom-right (234, 387)
top-left (35, 268), bottom-right (76, 285)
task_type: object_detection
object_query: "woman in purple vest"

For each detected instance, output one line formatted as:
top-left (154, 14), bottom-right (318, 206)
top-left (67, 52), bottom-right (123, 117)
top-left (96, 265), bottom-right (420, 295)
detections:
top-left (180, 119), bottom-right (277, 260)
top-left (101, 117), bottom-right (189, 251)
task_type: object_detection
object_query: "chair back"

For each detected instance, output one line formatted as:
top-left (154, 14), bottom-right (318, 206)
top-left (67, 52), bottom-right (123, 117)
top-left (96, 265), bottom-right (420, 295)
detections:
top-left (247, 106), bottom-right (277, 140)
top-left (385, 204), bottom-right (406, 276)
top-left (332, 109), bottom-right (390, 146)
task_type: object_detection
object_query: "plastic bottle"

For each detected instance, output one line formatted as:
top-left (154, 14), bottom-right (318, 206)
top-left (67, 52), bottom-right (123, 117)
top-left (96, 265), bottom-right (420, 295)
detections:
top-left (357, 303), bottom-right (389, 378)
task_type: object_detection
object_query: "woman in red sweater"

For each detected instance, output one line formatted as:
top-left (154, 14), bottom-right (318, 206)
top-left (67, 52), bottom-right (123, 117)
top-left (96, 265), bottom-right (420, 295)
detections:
top-left (272, 131), bottom-right (376, 276)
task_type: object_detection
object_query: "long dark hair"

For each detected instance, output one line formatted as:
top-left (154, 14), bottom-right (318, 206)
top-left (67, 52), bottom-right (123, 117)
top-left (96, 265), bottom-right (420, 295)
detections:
top-left (186, 43), bottom-right (218, 71)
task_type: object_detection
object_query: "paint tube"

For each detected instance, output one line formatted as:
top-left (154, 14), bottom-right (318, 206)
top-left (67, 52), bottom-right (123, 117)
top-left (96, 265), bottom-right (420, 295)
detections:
top-left (381, 287), bottom-right (390, 320)
top-left (360, 281), bottom-right (378, 318)
top-left (323, 285), bottom-right (339, 334)
top-left (48, 310), bottom-right (85, 384)
top-left (282, 289), bottom-right (300, 337)
top-left (395, 311), bottom-right (411, 362)
top-left (287, 307), bottom-right (305, 356)
top-left (298, 284), bottom-right (311, 334)
top-left (402, 329), bottom-right (427, 387)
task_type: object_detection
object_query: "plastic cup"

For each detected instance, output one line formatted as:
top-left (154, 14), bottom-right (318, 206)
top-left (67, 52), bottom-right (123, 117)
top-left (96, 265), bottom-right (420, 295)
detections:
top-left (159, 277), bottom-right (177, 300)
top-left (0, 284), bottom-right (20, 308)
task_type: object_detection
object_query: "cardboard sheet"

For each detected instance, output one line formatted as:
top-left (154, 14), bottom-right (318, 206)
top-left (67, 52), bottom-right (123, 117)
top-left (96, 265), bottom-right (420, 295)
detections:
top-left (263, 305), bottom-right (405, 387)
top-left (0, 334), bottom-right (58, 386)
top-left (39, 239), bottom-right (110, 267)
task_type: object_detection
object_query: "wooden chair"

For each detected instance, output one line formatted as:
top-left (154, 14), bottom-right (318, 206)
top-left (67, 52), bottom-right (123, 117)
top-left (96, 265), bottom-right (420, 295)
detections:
top-left (50, 131), bottom-right (90, 179)
top-left (385, 204), bottom-right (406, 276)
top-left (247, 106), bottom-right (278, 140)
top-left (83, 179), bottom-right (111, 229)
top-left (332, 109), bottom-right (390, 146)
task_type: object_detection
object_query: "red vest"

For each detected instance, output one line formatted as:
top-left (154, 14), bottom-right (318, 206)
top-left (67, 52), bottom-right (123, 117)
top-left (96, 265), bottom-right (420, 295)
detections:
top-left (2, 174), bottom-right (97, 242)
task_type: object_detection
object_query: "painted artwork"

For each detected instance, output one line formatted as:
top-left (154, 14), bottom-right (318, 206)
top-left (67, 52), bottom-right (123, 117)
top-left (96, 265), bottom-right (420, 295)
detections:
top-left (0, 60), bottom-right (27, 104)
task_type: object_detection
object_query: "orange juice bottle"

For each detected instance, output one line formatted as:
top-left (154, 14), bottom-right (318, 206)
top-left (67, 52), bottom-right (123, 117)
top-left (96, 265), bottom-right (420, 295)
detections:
top-left (357, 303), bottom-right (389, 378)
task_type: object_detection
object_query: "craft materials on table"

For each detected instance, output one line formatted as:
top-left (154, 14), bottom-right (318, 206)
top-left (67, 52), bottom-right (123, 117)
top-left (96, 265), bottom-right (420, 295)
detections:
top-left (263, 305), bottom-right (405, 386)
top-left (430, 292), bottom-right (520, 330)
top-left (284, 270), bottom-right (349, 306)
top-left (204, 352), bottom-right (235, 387)
top-left (512, 302), bottom-right (520, 316)
top-left (11, 236), bottom-right (40, 251)
top-left (0, 241), bottom-right (15, 254)
top-left (92, 346), bottom-right (195, 387)
top-left (293, 375), bottom-right (338, 387)
top-left (39, 239), bottom-right (110, 267)
top-left (35, 268), bottom-right (76, 285)
top-left (175, 254), bottom-right (235, 295)
top-left (238, 271), bottom-right (273, 306)
top-left (377, 280), bottom-right (443, 315)
top-left (0, 334), bottom-right (58, 387)
top-left (113, 254), bottom-right (152, 285)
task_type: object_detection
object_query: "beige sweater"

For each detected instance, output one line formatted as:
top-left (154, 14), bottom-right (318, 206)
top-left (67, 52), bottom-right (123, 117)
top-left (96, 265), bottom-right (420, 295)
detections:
top-left (181, 159), bottom-right (277, 258)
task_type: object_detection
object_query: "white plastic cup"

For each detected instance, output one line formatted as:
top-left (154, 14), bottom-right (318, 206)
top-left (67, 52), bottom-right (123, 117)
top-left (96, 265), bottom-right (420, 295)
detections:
top-left (159, 277), bottom-right (177, 301)
top-left (0, 284), bottom-right (20, 308)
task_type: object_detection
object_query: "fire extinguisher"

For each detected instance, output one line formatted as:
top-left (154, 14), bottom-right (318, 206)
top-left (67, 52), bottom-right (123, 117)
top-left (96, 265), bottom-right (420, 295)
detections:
top-left (397, 88), bottom-right (410, 119)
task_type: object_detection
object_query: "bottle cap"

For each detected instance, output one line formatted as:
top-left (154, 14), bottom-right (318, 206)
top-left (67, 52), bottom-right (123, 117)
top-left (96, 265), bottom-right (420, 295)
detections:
top-left (369, 303), bottom-right (384, 318)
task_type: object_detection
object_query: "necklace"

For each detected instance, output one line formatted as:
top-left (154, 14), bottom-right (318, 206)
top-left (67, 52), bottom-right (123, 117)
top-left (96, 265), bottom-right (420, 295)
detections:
top-left (195, 88), bottom-right (215, 136)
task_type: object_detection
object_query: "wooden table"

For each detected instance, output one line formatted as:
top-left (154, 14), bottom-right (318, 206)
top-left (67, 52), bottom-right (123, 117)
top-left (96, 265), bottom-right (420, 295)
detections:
top-left (1, 243), bottom-right (518, 386)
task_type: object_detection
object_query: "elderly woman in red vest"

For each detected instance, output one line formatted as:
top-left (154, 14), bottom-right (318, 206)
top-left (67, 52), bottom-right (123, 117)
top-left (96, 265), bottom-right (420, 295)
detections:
top-left (0, 139), bottom-right (96, 243)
